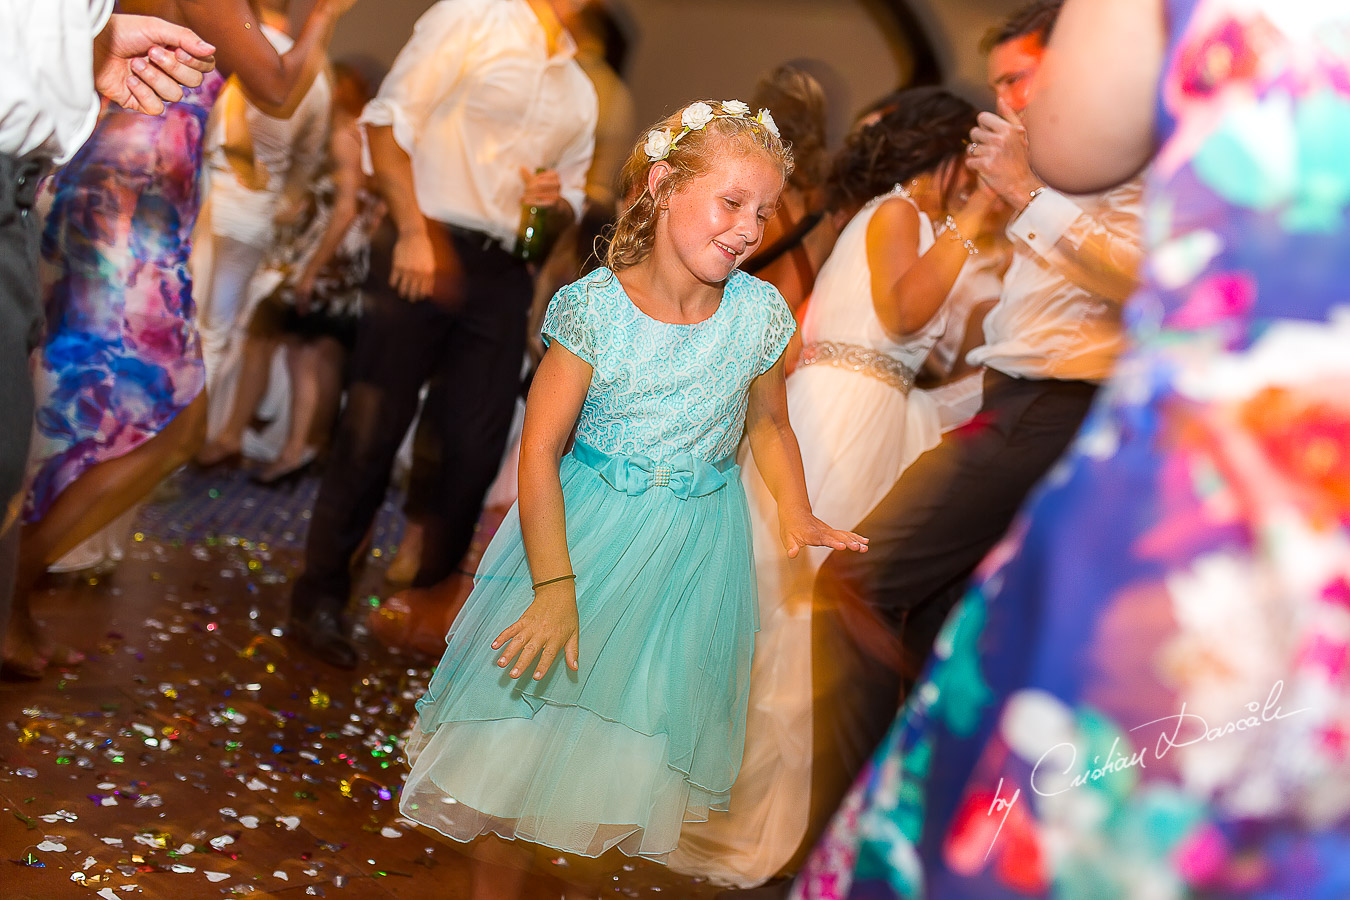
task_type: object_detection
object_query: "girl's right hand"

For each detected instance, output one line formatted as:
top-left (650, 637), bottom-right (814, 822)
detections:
top-left (491, 583), bottom-right (580, 680)
top-left (293, 268), bottom-right (317, 315)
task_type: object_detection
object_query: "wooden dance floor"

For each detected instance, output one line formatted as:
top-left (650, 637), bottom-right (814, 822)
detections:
top-left (0, 467), bottom-right (722, 898)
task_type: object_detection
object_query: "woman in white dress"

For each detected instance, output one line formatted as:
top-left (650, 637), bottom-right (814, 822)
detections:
top-left (670, 88), bottom-right (1002, 889)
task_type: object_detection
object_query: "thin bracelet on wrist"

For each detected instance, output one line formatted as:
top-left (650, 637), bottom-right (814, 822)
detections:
top-left (532, 573), bottom-right (576, 590)
top-left (942, 215), bottom-right (979, 256)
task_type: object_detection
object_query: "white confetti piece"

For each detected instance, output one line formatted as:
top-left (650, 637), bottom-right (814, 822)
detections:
top-left (37, 840), bottom-right (67, 852)
top-left (278, 816), bottom-right (300, 831)
top-left (379, 827), bottom-right (402, 839)
top-left (101, 837), bottom-right (123, 846)
top-left (170, 864), bottom-right (195, 874)
top-left (209, 835), bottom-right (235, 849)
top-left (245, 778), bottom-right (269, 791)
top-left (273, 871), bottom-right (288, 880)
top-left (238, 816), bottom-right (260, 829)
top-left (98, 889), bottom-right (120, 900)
top-left (205, 871), bottom-right (229, 882)
top-left (40, 810), bottom-right (77, 823)
top-left (100, 797), bottom-right (119, 806)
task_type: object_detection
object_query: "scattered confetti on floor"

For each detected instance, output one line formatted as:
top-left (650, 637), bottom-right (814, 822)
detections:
top-left (1, 467), bottom-right (723, 898)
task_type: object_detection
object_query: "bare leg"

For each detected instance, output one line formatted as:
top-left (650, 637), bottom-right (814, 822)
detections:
top-left (5, 393), bottom-right (208, 673)
top-left (256, 333), bottom-right (347, 481)
top-left (263, 336), bottom-right (320, 473)
top-left (308, 336), bottom-right (346, 450)
top-left (470, 837), bottom-right (532, 900)
top-left (198, 330), bottom-right (279, 465)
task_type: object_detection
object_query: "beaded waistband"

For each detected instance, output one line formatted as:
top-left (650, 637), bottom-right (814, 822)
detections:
top-left (797, 340), bottom-right (916, 393)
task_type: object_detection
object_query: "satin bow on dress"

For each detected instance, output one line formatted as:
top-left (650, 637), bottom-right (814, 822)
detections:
top-left (572, 440), bottom-right (734, 500)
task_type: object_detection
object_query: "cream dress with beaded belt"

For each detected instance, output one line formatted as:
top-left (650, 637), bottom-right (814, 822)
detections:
top-left (670, 189), bottom-right (987, 886)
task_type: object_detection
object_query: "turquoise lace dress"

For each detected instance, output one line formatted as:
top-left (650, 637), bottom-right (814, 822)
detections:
top-left (401, 266), bottom-right (796, 859)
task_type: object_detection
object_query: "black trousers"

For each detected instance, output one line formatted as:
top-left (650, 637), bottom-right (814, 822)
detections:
top-left (805, 369), bottom-right (1100, 844)
top-left (0, 153), bottom-right (45, 638)
top-left (290, 220), bottom-right (532, 620)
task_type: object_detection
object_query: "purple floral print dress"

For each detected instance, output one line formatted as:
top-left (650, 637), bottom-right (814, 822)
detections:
top-left (794, 1), bottom-right (1350, 896)
top-left (24, 70), bottom-right (226, 521)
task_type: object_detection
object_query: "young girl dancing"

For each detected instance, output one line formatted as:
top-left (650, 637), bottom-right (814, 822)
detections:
top-left (399, 100), bottom-right (868, 897)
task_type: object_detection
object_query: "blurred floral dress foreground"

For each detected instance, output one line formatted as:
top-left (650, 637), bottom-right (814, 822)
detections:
top-left (794, 1), bottom-right (1350, 897)
top-left (25, 72), bottom-right (226, 520)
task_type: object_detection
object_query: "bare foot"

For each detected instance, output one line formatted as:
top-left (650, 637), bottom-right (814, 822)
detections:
top-left (194, 438), bottom-right (242, 469)
top-left (367, 578), bottom-right (471, 657)
top-left (385, 519), bottom-right (425, 584)
top-left (3, 619), bottom-right (48, 680)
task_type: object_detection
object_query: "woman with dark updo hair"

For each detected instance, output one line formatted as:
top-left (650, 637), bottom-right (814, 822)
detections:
top-left (670, 87), bottom-right (1003, 890)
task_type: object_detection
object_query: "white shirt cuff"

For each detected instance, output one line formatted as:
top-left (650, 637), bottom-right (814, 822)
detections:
top-left (92, 0), bottom-right (115, 36)
top-left (560, 185), bottom-right (586, 221)
top-left (1009, 189), bottom-right (1083, 258)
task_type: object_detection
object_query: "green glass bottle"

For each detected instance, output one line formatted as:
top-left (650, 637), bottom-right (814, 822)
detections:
top-left (514, 167), bottom-right (551, 262)
top-left (514, 201), bottom-right (549, 262)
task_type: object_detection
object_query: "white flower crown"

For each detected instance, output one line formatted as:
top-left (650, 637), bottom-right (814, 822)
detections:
top-left (643, 100), bottom-right (781, 162)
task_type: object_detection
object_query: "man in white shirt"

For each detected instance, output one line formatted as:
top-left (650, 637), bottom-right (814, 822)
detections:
top-left (288, 0), bottom-right (597, 669)
top-left (805, 0), bottom-right (1145, 858)
top-left (0, 0), bottom-right (215, 666)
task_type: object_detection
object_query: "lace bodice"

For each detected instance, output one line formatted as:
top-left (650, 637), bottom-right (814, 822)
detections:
top-left (542, 267), bottom-right (796, 463)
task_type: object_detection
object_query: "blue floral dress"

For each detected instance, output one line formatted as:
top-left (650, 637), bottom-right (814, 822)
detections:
top-left (401, 267), bottom-right (796, 860)
top-left (794, 2), bottom-right (1350, 897)
top-left (25, 71), bottom-right (225, 521)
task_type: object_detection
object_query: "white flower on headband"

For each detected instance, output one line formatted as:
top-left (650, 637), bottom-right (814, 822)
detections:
top-left (681, 101), bottom-right (715, 131)
top-left (644, 128), bottom-right (674, 161)
top-left (721, 99), bottom-right (750, 116)
top-left (757, 108), bottom-right (780, 139)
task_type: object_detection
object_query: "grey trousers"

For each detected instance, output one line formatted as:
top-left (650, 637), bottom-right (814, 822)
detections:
top-left (0, 152), bottom-right (47, 636)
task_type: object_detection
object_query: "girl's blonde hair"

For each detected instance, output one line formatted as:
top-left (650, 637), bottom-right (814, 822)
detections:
top-left (605, 102), bottom-right (795, 272)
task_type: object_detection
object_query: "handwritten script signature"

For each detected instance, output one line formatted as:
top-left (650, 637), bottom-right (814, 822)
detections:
top-left (983, 680), bottom-right (1311, 860)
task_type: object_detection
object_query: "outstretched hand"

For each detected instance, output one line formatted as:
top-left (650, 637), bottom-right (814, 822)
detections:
top-left (491, 583), bottom-right (580, 681)
top-left (93, 14), bottom-right (217, 116)
top-left (780, 510), bottom-right (868, 560)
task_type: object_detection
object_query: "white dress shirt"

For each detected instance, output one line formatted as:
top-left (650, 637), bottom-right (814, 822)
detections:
top-left (359, 0), bottom-right (598, 247)
top-left (204, 26), bottom-right (332, 246)
top-left (0, 0), bottom-right (114, 163)
top-left (969, 177), bottom-right (1145, 382)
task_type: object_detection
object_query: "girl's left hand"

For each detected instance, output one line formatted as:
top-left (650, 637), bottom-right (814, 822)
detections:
top-left (780, 510), bottom-right (869, 559)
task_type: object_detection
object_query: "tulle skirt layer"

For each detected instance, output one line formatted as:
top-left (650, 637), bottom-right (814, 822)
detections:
top-left (401, 449), bottom-right (757, 859)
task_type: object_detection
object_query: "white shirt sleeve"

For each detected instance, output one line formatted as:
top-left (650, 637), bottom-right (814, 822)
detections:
top-left (358, 0), bottom-right (476, 159)
top-left (0, 0), bottom-right (114, 162)
top-left (1007, 181), bottom-right (1145, 304)
top-left (553, 90), bottom-right (598, 219)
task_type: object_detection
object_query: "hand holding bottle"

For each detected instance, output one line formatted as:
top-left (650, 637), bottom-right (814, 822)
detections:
top-left (519, 166), bottom-right (562, 207)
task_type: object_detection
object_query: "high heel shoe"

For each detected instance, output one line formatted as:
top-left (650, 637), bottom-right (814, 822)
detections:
top-left (251, 449), bottom-right (319, 489)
